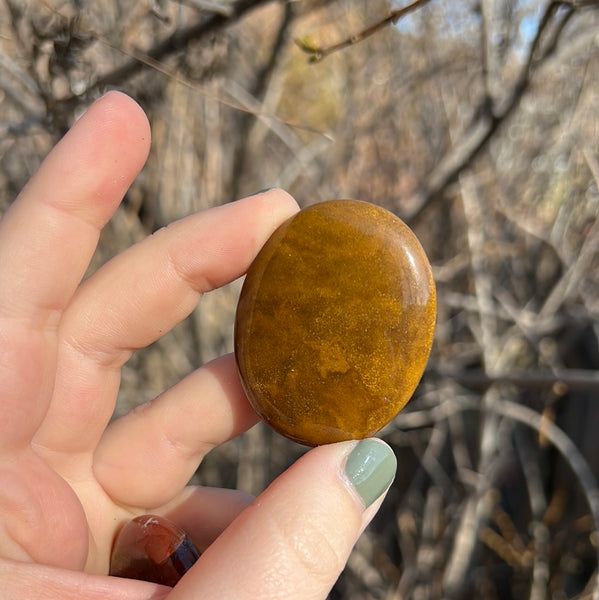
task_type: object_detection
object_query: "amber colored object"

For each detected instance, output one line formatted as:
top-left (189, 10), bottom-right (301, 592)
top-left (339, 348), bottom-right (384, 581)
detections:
top-left (109, 515), bottom-right (200, 586)
top-left (235, 199), bottom-right (436, 447)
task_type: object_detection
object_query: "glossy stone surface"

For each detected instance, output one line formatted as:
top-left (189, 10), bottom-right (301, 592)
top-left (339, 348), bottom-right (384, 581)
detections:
top-left (110, 515), bottom-right (199, 586)
top-left (235, 199), bottom-right (436, 447)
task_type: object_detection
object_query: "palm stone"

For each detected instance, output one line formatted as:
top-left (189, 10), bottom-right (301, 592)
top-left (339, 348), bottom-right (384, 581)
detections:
top-left (234, 199), bottom-right (436, 447)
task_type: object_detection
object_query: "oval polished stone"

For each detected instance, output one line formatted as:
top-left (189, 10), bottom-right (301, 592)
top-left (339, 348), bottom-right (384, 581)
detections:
top-left (235, 199), bottom-right (436, 447)
top-left (110, 515), bottom-right (200, 586)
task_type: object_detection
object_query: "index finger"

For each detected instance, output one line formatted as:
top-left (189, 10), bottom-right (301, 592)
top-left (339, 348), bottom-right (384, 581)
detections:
top-left (0, 91), bottom-right (150, 323)
top-left (0, 92), bottom-right (150, 449)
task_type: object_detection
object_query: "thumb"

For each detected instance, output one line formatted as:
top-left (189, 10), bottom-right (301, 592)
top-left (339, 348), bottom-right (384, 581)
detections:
top-left (169, 439), bottom-right (397, 600)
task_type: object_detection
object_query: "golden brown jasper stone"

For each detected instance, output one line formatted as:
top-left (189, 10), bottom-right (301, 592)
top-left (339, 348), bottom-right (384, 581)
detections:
top-left (235, 200), bottom-right (436, 447)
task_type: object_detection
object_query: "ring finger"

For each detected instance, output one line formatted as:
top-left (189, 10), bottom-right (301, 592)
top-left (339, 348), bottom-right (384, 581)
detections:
top-left (94, 354), bottom-right (258, 508)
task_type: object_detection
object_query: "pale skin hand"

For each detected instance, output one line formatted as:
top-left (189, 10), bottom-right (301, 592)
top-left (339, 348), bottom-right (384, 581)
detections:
top-left (0, 92), bottom-right (390, 600)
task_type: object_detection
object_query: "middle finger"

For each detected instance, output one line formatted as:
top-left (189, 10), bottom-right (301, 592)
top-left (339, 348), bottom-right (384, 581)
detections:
top-left (33, 191), bottom-right (298, 459)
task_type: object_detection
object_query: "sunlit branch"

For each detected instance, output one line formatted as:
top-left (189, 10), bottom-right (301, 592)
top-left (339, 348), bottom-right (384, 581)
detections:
top-left (295, 0), bottom-right (433, 63)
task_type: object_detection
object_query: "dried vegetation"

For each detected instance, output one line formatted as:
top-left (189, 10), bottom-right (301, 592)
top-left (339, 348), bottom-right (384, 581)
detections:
top-left (2, 0), bottom-right (599, 598)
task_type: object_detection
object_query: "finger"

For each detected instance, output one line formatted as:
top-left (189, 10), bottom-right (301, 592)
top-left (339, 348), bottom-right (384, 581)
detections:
top-left (0, 92), bottom-right (150, 450)
top-left (94, 355), bottom-right (258, 507)
top-left (106, 488), bottom-right (253, 581)
top-left (168, 439), bottom-right (397, 600)
top-left (0, 91), bottom-right (150, 321)
top-left (35, 191), bottom-right (299, 456)
top-left (0, 558), bottom-right (169, 600)
top-left (162, 486), bottom-right (255, 553)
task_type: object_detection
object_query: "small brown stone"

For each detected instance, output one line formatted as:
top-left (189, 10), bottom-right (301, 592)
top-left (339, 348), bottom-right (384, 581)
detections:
top-left (235, 200), bottom-right (436, 447)
top-left (110, 515), bottom-right (199, 586)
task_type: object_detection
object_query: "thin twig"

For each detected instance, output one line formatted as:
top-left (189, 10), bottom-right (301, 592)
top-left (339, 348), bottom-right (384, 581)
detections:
top-left (395, 395), bottom-right (599, 597)
top-left (429, 367), bottom-right (599, 391)
top-left (492, 400), bottom-right (599, 600)
top-left (104, 43), bottom-right (327, 136)
top-left (295, 0), bottom-right (432, 63)
top-left (514, 429), bottom-right (550, 600)
top-left (173, 0), bottom-right (234, 16)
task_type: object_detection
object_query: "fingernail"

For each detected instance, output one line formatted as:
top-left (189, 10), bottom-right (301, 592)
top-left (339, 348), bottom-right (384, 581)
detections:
top-left (344, 439), bottom-right (397, 509)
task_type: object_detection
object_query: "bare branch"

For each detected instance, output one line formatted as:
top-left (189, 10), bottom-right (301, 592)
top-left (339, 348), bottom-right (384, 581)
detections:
top-left (295, 0), bottom-right (433, 63)
top-left (429, 367), bottom-right (599, 391)
top-left (402, 0), bottom-right (599, 222)
top-left (58, 0), bottom-right (275, 107)
top-left (491, 400), bottom-right (599, 589)
top-left (514, 430), bottom-right (551, 600)
top-left (230, 1), bottom-right (295, 198)
top-left (173, 0), bottom-right (234, 16)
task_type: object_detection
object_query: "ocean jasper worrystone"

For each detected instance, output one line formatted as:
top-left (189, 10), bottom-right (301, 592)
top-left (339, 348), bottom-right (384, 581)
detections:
top-left (234, 199), bottom-right (436, 447)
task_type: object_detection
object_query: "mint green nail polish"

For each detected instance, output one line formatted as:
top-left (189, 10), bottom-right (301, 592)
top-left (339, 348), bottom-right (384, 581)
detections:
top-left (345, 439), bottom-right (397, 508)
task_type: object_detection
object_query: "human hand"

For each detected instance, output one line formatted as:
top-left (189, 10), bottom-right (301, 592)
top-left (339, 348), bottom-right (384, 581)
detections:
top-left (0, 91), bottom-right (396, 599)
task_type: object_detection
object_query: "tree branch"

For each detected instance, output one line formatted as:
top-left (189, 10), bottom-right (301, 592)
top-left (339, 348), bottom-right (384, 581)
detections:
top-left (59, 0), bottom-right (276, 108)
top-left (231, 1), bottom-right (295, 199)
top-left (401, 1), bottom-right (598, 223)
top-left (429, 367), bottom-right (599, 392)
top-left (295, 0), bottom-right (433, 63)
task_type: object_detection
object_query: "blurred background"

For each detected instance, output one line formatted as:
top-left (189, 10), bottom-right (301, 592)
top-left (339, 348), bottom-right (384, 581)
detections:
top-left (1, 0), bottom-right (599, 597)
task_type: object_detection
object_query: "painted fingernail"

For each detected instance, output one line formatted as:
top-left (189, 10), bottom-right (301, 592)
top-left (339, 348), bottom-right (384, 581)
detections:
top-left (344, 439), bottom-right (397, 508)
